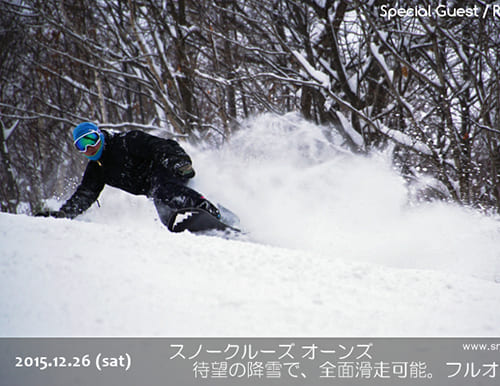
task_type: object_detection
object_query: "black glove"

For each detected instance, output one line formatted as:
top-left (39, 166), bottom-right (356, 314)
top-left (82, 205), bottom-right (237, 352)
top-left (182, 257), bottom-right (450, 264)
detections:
top-left (34, 210), bottom-right (67, 218)
top-left (164, 158), bottom-right (195, 178)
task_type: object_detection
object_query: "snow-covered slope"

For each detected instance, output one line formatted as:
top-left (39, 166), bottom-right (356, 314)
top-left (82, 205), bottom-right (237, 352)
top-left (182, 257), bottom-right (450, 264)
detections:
top-left (1, 113), bottom-right (500, 336)
top-left (1, 210), bottom-right (500, 337)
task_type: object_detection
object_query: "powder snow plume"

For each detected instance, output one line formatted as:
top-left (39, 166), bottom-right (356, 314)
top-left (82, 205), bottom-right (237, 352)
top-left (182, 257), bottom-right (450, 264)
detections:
top-left (190, 113), bottom-right (500, 281)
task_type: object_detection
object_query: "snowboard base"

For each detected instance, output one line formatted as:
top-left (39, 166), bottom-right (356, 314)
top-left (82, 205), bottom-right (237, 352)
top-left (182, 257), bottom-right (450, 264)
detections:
top-left (167, 207), bottom-right (240, 234)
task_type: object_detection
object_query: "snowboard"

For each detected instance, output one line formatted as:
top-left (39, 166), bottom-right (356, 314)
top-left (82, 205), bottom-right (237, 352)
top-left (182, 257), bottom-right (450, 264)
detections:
top-left (167, 207), bottom-right (241, 234)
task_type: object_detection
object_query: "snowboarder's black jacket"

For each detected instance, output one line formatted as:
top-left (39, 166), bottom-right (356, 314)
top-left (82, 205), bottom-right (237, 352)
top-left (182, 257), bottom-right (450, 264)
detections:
top-left (60, 130), bottom-right (192, 218)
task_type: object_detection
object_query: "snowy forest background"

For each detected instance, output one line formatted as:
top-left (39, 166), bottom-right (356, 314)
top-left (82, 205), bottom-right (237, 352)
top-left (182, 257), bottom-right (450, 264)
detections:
top-left (1, 0), bottom-right (500, 215)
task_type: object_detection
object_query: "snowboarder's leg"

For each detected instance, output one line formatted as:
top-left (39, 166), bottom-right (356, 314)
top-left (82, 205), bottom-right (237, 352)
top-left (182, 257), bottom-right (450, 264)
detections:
top-left (150, 172), bottom-right (220, 229)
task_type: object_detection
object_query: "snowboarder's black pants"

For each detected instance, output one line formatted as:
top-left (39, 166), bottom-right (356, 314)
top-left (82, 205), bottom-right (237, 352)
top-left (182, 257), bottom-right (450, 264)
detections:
top-left (149, 169), bottom-right (205, 227)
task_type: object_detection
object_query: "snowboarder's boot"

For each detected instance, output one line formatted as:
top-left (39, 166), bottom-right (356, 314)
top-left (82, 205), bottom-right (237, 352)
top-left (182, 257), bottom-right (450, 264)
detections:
top-left (196, 198), bottom-right (221, 219)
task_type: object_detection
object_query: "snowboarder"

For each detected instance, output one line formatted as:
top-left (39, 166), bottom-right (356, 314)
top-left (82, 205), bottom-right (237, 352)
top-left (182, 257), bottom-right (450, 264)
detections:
top-left (38, 122), bottom-right (222, 231)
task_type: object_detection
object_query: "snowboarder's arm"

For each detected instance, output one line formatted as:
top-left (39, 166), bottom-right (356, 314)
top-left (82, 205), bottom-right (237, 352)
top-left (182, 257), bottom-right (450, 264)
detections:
top-left (127, 131), bottom-right (195, 177)
top-left (59, 162), bottom-right (105, 218)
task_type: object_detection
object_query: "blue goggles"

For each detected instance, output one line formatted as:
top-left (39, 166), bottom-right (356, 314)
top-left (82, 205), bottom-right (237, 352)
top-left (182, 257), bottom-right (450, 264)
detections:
top-left (74, 131), bottom-right (101, 152)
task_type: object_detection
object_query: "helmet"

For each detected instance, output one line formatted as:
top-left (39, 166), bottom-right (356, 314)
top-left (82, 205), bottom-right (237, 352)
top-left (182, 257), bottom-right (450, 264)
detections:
top-left (73, 122), bottom-right (105, 161)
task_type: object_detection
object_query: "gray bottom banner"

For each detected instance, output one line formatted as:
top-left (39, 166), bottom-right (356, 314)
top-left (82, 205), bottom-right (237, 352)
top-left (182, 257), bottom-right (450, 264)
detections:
top-left (1, 338), bottom-right (499, 386)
